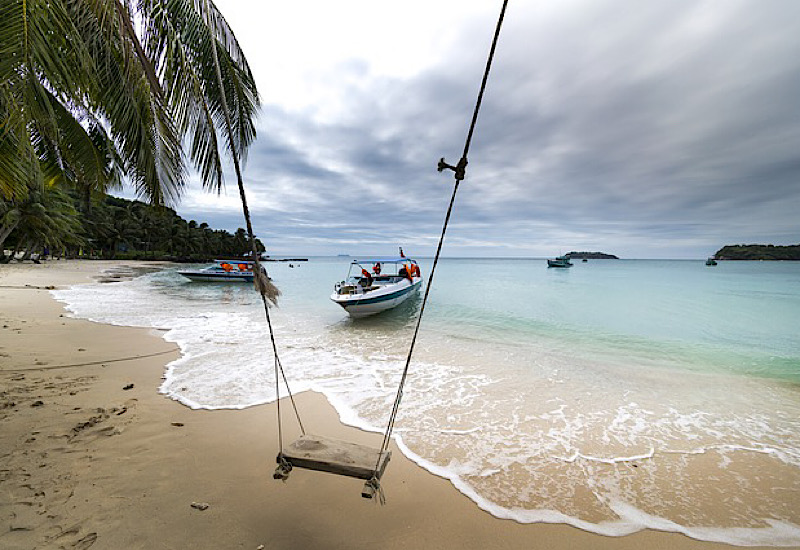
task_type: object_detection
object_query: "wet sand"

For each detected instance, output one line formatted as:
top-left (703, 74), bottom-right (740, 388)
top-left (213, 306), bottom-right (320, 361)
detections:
top-left (0, 260), bottom-right (781, 549)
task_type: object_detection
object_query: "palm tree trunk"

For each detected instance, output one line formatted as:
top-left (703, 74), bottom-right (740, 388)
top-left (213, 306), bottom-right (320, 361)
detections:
top-left (203, 0), bottom-right (278, 304)
top-left (83, 184), bottom-right (92, 215)
top-left (20, 240), bottom-right (34, 261)
top-left (0, 219), bottom-right (19, 251)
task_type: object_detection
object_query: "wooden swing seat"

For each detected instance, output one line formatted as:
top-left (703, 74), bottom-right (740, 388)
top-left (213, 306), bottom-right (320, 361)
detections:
top-left (280, 434), bottom-right (391, 480)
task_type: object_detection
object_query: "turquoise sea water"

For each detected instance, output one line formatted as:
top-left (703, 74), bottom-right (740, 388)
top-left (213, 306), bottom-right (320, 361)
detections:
top-left (53, 258), bottom-right (800, 545)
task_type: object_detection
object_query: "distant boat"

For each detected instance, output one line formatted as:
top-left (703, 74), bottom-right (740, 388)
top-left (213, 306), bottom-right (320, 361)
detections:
top-left (547, 255), bottom-right (573, 268)
top-left (582, 258), bottom-right (588, 262)
top-left (177, 260), bottom-right (262, 282)
top-left (331, 257), bottom-right (422, 318)
top-left (706, 258), bottom-right (718, 266)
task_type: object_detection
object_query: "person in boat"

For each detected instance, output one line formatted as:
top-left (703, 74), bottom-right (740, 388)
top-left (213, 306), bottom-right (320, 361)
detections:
top-left (360, 268), bottom-right (373, 287)
top-left (372, 262), bottom-right (381, 275)
top-left (410, 263), bottom-right (420, 277)
top-left (399, 264), bottom-right (414, 281)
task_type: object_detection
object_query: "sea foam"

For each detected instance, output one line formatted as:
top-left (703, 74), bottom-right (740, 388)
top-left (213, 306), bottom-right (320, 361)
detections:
top-left (51, 262), bottom-right (800, 546)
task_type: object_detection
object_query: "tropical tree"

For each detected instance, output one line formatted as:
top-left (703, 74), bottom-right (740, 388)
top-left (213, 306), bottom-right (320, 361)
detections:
top-left (1, 184), bottom-right (83, 259)
top-left (0, 0), bottom-right (260, 227)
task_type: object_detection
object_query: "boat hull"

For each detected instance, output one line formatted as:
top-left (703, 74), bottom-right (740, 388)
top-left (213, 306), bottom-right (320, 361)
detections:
top-left (547, 260), bottom-right (572, 268)
top-left (331, 278), bottom-right (422, 318)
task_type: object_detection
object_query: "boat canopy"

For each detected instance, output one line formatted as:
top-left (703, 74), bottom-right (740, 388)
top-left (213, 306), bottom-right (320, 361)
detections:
top-left (352, 257), bottom-right (417, 264)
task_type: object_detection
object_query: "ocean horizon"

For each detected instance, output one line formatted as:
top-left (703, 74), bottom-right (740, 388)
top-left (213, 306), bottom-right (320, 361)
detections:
top-left (53, 257), bottom-right (800, 546)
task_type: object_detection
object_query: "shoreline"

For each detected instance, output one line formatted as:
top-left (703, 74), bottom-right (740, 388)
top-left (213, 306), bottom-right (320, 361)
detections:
top-left (0, 260), bottom-right (785, 549)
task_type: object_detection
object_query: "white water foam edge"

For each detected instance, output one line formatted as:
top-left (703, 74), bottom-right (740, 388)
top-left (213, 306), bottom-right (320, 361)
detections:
top-left (50, 286), bottom-right (800, 547)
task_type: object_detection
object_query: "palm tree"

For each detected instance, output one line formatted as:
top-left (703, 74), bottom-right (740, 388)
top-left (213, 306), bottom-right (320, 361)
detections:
top-left (1, 0), bottom-right (259, 219)
top-left (2, 185), bottom-right (83, 260)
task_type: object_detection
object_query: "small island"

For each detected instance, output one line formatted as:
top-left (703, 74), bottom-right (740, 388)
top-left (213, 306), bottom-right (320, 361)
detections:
top-left (565, 251), bottom-right (619, 259)
top-left (714, 244), bottom-right (800, 261)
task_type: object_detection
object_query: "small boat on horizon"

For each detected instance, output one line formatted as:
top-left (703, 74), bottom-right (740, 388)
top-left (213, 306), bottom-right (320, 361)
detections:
top-left (177, 260), bottom-right (263, 282)
top-left (706, 258), bottom-right (718, 266)
top-left (331, 257), bottom-right (423, 318)
top-left (547, 255), bottom-right (573, 268)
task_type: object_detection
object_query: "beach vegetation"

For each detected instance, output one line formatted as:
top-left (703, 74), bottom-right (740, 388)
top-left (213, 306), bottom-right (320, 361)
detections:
top-left (565, 251), bottom-right (619, 259)
top-left (1, 0), bottom-right (259, 257)
top-left (1, 193), bottom-right (264, 262)
top-left (714, 244), bottom-right (800, 261)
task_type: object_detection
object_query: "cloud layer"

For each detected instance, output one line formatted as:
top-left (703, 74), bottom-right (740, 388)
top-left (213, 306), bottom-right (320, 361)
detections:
top-left (171, 0), bottom-right (800, 258)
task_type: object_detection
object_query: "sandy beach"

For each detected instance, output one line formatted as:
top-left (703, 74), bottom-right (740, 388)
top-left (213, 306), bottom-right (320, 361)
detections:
top-left (0, 260), bottom-right (785, 550)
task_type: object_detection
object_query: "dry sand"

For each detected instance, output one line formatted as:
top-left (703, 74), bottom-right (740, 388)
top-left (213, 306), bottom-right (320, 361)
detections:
top-left (0, 260), bottom-right (781, 549)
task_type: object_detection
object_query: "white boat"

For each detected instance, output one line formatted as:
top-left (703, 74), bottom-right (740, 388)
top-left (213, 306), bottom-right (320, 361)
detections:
top-left (177, 260), bottom-right (261, 282)
top-left (330, 257), bottom-right (423, 318)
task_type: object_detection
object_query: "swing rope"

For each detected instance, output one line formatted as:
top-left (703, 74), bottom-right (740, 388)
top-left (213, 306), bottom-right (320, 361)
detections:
top-left (265, 299), bottom-right (305, 481)
top-left (265, 301), bottom-right (306, 451)
top-left (374, 0), bottom-right (509, 474)
top-left (202, 0), bottom-right (305, 460)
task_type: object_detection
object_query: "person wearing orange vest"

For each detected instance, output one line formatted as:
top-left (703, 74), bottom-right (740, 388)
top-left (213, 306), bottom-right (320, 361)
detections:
top-left (361, 268), bottom-right (373, 286)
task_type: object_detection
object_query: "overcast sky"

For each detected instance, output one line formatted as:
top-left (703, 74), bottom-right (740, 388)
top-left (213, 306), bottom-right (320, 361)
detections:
top-left (155, 0), bottom-right (800, 259)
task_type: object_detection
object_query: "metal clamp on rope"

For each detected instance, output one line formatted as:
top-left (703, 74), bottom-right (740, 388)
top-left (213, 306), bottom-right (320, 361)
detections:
top-left (273, 453), bottom-right (293, 481)
top-left (437, 156), bottom-right (468, 181)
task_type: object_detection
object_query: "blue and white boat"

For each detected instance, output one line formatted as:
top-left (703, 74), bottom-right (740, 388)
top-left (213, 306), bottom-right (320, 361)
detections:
top-left (331, 257), bottom-right (423, 318)
top-left (177, 260), bottom-right (260, 282)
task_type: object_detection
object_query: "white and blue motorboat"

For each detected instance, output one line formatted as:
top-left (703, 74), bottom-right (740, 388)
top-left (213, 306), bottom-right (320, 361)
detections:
top-left (331, 257), bottom-right (423, 318)
top-left (177, 259), bottom-right (261, 282)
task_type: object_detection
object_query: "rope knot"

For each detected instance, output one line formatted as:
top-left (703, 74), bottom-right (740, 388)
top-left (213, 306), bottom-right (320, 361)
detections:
top-left (273, 453), bottom-right (293, 481)
top-left (362, 476), bottom-right (386, 504)
top-left (454, 157), bottom-right (468, 181)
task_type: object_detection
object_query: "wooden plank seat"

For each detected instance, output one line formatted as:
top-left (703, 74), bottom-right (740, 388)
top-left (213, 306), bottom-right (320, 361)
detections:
top-left (274, 435), bottom-right (391, 498)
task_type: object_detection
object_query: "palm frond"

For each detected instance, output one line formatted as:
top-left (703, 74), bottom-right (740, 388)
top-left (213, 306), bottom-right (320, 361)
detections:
top-left (79, 0), bottom-right (186, 204)
top-left (139, 0), bottom-right (259, 192)
top-left (2, 0), bottom-right (261, 212)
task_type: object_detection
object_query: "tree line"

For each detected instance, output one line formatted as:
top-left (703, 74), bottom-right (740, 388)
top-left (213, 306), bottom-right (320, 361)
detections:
top-left (1, 192), bottom-right (264, 262)
top-left (714, 244), bottom-right (800, 261)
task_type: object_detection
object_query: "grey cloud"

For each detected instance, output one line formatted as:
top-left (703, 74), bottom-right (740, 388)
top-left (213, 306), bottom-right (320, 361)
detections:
top-left (176, 0), bottom-right (800, 258)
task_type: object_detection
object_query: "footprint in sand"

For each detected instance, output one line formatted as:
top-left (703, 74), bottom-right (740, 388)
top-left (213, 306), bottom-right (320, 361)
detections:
top-left (73, 532), bottom-right (98, 549)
